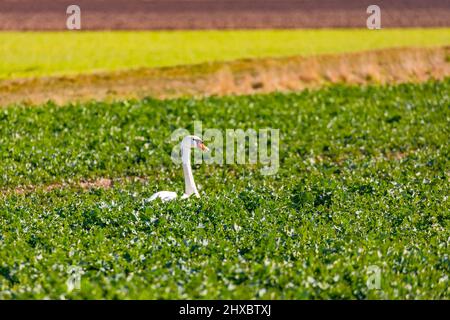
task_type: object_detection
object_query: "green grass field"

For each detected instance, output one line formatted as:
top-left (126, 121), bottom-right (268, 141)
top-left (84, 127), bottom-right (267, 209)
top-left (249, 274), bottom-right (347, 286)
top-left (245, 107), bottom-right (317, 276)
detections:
top-left (1, 29), bottom-right (449, 79)
top-left (0, 79), bottom-right (448, 299)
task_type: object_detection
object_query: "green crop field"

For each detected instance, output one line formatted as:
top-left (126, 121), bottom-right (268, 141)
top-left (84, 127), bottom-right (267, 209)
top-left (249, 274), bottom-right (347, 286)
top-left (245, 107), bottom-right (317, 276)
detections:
top-left (0, 28), bottom-right (449, 79)
top-left (0, 79), bottom-right (449, 299)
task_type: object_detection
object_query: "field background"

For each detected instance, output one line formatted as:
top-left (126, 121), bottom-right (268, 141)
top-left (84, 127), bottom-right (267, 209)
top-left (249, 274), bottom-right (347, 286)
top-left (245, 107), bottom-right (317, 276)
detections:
top-left (0, 0), bottom-right (449, 300)
top-left (1, 29), bottom-right (449, 79)
top-left (1, 0), bottom-right (449, 30)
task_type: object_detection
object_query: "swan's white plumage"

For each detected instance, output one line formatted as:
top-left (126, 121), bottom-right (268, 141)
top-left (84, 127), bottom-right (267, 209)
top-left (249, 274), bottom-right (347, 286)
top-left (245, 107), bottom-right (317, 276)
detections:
top-left (150, 135), bottom-right (208, 202)
top-left (149, 191), bottom-right (178, 202)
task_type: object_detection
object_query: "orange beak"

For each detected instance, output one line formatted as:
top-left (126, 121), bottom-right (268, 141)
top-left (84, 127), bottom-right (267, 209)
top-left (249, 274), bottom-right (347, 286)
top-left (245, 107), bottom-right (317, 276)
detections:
top-left (198, 142), bottom-right (209, 152)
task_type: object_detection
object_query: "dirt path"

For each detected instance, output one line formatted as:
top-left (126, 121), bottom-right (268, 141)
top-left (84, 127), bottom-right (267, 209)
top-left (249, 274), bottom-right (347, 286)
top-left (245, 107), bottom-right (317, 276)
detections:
top-left (7, 176), bottom-right (149, 196)
top-left (0, 0), bottom-right (449, 30)
top-left (1, 46), bottom-right (449, 107)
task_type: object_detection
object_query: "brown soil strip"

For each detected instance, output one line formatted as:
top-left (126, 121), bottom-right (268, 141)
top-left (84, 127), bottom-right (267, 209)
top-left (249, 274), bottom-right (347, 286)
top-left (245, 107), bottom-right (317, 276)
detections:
top-left (0, 0), bottom-right (449, 30)
top-left (1, 46), bottom-right (449, 107)
top-left (7, 176), bottom-right (149, 196)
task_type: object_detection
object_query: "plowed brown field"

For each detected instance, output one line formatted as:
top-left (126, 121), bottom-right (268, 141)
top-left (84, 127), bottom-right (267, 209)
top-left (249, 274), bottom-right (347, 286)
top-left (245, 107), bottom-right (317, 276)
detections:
top-left (0, 0), bottom-right (449, 30)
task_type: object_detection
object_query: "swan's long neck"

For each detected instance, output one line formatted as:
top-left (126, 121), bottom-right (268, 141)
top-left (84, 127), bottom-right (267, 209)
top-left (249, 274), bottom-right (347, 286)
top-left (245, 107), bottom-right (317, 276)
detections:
top-left (181, 144), bottom-right (199, 197)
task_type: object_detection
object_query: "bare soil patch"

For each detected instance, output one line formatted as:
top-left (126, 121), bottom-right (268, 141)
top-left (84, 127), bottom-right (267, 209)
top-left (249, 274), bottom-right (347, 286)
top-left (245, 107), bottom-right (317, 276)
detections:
top-left (8, 176), bottom-right (149, 196)
top-left (0, 0), bottom-right (449, 30)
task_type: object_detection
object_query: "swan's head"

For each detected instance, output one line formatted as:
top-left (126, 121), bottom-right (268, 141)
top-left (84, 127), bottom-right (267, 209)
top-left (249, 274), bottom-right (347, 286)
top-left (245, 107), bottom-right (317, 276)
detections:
top-left (182, 135), bottom-right (209, 151)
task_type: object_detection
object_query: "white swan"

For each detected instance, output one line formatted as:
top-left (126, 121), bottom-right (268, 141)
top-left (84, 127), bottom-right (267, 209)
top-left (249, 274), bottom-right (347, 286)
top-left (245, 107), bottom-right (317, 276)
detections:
top-left (150, 135), bottom-right (209, 202)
